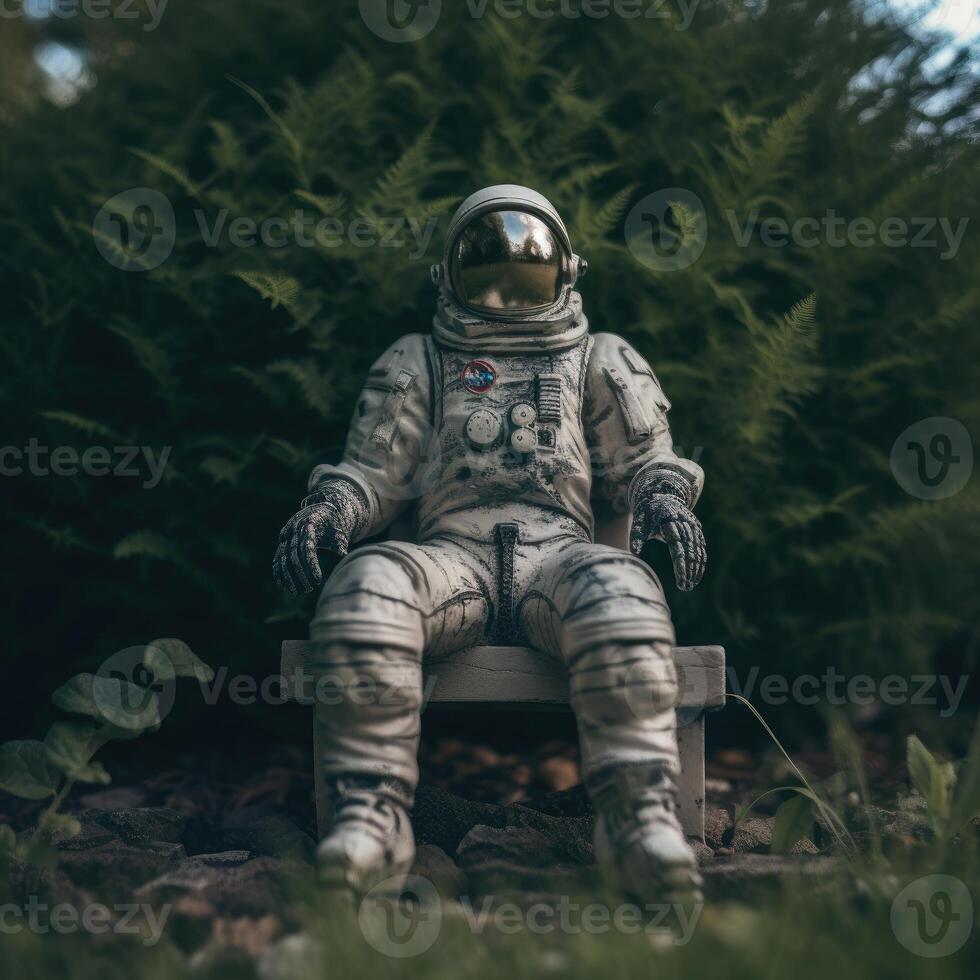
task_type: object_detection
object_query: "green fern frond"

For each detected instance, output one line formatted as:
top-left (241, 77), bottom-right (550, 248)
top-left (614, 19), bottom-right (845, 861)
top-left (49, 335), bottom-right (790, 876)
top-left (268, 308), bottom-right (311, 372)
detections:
top-left (228, 76), bottom-right (308, 187)
top-left (232, 271), bottom-right (301, 312)
top-left (207, 120), bottom-right (245, 173)
top-left (106, 320), bottom-right (175, 397)
top-left (40, 411), bottom-right (119, 441)
top-left (782, 292), bottom-right (817, 332)
top-left (267, 358), bottom-right (333, 418)
top-left (366, 121), bottom-right (436, 212)
top-left (294, 190), bottom-right (346, 217)
top-left (113, 531), bottom-right (183, 563)
top-left (128, 148), bottom-right (202, 200)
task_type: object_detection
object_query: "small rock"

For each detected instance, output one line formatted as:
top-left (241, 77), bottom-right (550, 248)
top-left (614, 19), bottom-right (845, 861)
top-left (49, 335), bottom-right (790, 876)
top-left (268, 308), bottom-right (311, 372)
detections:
top-left (4, 857), bottom-right (95, 910)
top-left (704, 807), bottom-right (733, 849)
top-left (731, 816), bottom-right (773, 854)
top-left (411, 843), bottom-right (468, 896)
top-left (239, 816), bottom-right (315, 862)
top-left (538, 756), bottom-right (580, 792)
top-left (705, 777), bottom-right (733, 796)
top-left (78, 787), bottom-right (148, 810)
top-left (92, 807), bottom-right (187, 848)
top-left (518, 784), bottom-right (592, 818)
top-left (170, 895), bottom-right (218, 952)
top-left (137, 856), bottom-right (309, 920)
top-left (195, 850), bottom-right (255, 867)
top-left (851, 803), bottom-right (931, 842)
top-left (702, 853), bottom-right (842, 883)
top-left (456, 824), bottom-right (592, 893)
top-left (56, 839), bottom-right (186, 901)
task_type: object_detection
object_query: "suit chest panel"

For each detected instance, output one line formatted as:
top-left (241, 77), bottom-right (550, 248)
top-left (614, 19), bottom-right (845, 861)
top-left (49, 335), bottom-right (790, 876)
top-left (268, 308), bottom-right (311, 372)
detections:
top-left (435, 345), bottom-right (590, 470)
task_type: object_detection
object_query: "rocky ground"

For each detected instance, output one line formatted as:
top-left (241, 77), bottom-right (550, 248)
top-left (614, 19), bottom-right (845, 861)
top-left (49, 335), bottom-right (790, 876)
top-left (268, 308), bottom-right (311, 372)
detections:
top-left (0, 733), bottom-right (930, 974)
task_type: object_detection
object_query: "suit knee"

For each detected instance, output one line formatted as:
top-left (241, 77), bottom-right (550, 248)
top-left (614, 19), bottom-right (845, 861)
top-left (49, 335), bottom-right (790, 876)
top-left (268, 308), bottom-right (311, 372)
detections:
top-left (557, 554), bottom-right (675, 656)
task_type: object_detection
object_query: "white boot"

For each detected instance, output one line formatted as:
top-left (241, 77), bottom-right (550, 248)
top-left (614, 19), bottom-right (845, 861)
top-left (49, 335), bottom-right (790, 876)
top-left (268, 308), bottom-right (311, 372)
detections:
top-left (316, 776), bottom-right (416, 893)
top-left (590, 765), bottom-right (703, 906)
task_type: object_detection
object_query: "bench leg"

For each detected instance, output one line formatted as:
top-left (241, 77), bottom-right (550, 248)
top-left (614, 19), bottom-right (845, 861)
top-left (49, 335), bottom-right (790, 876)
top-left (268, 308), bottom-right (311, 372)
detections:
top-left (675, 713), bottom-right (706, 842)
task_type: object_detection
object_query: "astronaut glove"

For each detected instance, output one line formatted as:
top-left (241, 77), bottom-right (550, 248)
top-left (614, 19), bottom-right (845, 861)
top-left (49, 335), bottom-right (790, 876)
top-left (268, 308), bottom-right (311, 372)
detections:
top-left (629, 472), bottom-right (706, 592)
top-left (273, 479), bottom-right (367, 596)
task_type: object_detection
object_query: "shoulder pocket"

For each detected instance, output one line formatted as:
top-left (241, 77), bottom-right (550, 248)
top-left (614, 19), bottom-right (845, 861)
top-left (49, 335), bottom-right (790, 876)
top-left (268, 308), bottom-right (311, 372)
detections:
top-left (603, 366), bottom-right (652, 444)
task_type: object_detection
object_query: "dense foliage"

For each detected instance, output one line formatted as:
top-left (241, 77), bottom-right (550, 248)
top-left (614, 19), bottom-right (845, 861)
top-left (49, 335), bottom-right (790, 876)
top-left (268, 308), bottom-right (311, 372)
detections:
top-left (2, 0), bottom-right (977, 740)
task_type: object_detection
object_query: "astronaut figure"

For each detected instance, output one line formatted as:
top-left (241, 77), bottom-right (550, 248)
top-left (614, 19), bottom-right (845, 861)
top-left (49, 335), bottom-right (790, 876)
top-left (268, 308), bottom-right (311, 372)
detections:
top-left (274, 186), bottom-right (707, 902)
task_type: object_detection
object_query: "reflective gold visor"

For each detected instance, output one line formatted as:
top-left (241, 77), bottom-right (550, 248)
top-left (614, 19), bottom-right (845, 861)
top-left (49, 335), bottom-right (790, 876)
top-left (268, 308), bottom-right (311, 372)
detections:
top-left (451, 210), bottom-right (563, 313)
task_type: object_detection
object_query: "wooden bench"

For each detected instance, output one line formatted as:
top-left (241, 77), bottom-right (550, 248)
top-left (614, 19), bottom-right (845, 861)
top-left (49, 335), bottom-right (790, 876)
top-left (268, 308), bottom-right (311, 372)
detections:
top-left (280, 640), bottom-right (725, 841)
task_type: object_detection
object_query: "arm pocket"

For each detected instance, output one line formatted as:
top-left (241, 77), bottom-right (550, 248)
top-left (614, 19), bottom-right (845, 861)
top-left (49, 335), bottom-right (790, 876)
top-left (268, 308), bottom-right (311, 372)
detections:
top-left (603, 366), bottom-right (652, 445)
top-left (371, 369), bottom-right (417, 449)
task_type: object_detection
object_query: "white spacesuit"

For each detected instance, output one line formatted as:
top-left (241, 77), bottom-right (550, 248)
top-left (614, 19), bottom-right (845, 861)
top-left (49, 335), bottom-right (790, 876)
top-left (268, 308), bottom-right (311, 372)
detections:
top-left (274, 186), bottom-right (707, 902)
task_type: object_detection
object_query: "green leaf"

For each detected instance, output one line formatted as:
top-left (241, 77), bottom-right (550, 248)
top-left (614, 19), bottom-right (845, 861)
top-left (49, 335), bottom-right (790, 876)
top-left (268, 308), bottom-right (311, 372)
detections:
top-left (39, 812), bottom-right (82, 840)
top-left (52, 673), bottom-right (162, 732)
top-left (43, 720), bottom-right (111, 784)
top-left (144, 638), bottom-right (215, 683)
top-left (771, 793), bottom-right (814, 854)
top-left (0, 741), bottom-right (59, 800)
top-left (907, 734), bottom-right (956, 832)
top-left (949, 721), bottom-right (980, 834)
top-left (0, 824), bottom-right (17, 855)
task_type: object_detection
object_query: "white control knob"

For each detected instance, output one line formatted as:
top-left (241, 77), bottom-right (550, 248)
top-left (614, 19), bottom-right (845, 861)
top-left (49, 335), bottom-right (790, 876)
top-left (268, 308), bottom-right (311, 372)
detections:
top-left (510, 402), bottom-right (537, 426)
top-left (510, 427), bottom-right (538, 453)
top-left (465, 409), bottom-right (503, 449)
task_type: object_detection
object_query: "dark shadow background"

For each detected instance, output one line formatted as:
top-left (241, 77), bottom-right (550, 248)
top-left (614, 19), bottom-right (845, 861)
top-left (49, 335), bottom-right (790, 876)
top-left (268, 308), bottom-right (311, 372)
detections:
top-left (1, 0), bottom-right (978, 766)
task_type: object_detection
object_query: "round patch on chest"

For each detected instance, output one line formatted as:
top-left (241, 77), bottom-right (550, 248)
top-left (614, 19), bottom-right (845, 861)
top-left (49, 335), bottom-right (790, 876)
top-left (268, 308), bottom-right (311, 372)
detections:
top-left (461, 359), bottom-right (497, 393)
